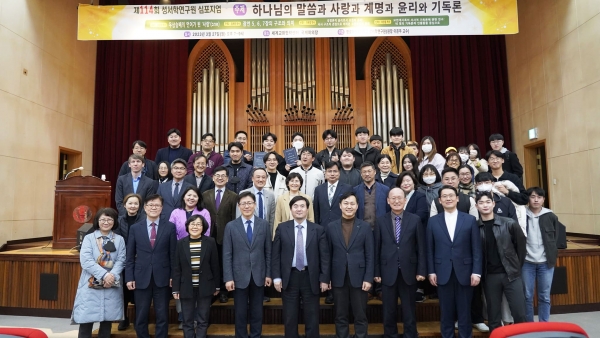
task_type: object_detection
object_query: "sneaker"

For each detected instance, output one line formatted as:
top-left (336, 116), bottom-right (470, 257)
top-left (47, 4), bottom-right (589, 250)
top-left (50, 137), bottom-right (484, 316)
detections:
top-left (473, 323), bottom-right (490, 332)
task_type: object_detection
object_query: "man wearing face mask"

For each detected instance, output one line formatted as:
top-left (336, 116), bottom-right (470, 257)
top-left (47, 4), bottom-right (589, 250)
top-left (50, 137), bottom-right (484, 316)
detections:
top-left (285, 132), bottom-right (320, 172)
top-left (474, 173), bottom-right (519, 225)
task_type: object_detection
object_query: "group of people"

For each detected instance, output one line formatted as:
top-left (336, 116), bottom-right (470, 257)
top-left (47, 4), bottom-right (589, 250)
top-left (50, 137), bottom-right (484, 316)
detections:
top-left (71, 126), bottom-right (560, 338)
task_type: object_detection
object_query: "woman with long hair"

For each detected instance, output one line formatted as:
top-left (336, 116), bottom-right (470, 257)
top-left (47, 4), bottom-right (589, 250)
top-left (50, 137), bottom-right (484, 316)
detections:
top-left (157, 161), bottom-right (173, 184)
top-left (417, 136), bottom-right (445, 175)
top-left (417, 164), bottom-right (443, 208)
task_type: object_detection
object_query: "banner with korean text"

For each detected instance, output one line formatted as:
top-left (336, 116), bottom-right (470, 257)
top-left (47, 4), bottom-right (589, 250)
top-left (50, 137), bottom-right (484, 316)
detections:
top-left (77, 0), bottom-right (518, 41)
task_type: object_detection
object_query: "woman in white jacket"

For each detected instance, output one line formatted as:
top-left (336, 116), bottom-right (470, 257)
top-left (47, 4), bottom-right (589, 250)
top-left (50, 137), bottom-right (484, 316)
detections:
top-left (263, 151), bottom-right (288, 200)
top-left (468, 143), bottom-right (489, 174)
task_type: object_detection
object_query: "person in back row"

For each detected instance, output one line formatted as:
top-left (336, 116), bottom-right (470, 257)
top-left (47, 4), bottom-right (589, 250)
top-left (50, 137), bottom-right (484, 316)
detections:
top-left (186, 132), bottom-right (224, 177)
top-left (351, 126), bottom-right (380, 169)
top-left (417, 136), bottom-right (445, 175)
top-left (154, 128), bottom-right (193, 166)
top-left (380, 127), bottom-right (414, 173)
top-left (115, 154), bottom-right (158, 217)
top-left (489, 133), bottom-right (523, 179)
top-left (289, 147), bottom-right (324, 200)
top-left (316, 129), bottom-right (342, 169)
top-left (118, 140), bottom-right (158, 180)
top-left (339, 148), bottom-right (362, 187)
top-left (487, 150), bottom-right (528, 206)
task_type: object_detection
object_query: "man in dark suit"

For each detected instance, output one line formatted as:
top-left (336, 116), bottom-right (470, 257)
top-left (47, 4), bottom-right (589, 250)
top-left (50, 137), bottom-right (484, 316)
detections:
top-left (156, 158), bottom-right (193, 217)
top-left (203, 166), bottom-right (238, 303)
top-left (183, 153), bottom-right (215, 194)
top-left (354, 162), bottom-right (391, 228)
top-left (427, 185), bottom-right (482, 338)
top-left (222, 191), bottom-right (272, 338)
top-left (115, 154), bottom-right (158, 216)
top-left (118, 140), bottom-right (158, 180)
top-left (374, 187), bottom-right (426, 338)
top-left (125, 194), bottom-right (177, 338)
top-left (154, 128), bottom-right (194, 165)
top-left (272, 195), bottom-right (330, 338)
top-left (326, 191), bottom-right (374, 338)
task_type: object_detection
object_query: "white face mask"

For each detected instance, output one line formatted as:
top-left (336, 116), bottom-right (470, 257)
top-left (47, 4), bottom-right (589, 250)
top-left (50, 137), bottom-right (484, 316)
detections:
top-left (477, 183), bottom-right (493, 192)
top-left (293, 141), bottom-right (304, 150)
top-left (470, 149), bottom-right (478, 157)
top-left (422, 144), bottom-right (433, 153)
top-left (423, 176), bottom-right (436, 185)
top-left (459, 154), bottom-right (469, 162)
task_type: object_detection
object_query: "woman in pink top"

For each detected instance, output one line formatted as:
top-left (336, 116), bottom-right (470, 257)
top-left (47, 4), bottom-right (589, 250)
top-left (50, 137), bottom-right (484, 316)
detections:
top-left (170, 186), bottom-right (212, 240)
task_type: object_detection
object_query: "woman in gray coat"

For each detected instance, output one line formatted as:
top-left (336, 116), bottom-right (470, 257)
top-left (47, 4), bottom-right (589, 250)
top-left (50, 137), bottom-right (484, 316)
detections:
top-left (71, 208), bottom-right (126, 338)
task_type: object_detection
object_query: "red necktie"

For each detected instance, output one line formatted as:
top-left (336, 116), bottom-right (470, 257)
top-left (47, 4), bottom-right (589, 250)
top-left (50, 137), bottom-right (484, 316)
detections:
top-left (150, 222), bottom-right (156, 248)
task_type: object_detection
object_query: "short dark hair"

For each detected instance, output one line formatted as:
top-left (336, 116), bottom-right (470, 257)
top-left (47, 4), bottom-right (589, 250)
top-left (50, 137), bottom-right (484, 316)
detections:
top-left (474, 172), bottom-right (494, 183)
top-left (341, 147), bottom-right (354, 155)
top-left (132, 140), bottom-right (147, 149)
top-left (396, 171), bottom-right (418, 190)
top-left (237, 191), bottom-right (256, 204)
top-left (300, 147), bottom-right (316, 158)
top-left (355, 126), bottom-right (369, 136)
top-left (441, 167), bottom-right (459, 178)
top-left (489, 133), bottom-right (504, 142)
top-left (389, 127), bottom-right (404, 136)
top-left (145, 194), bottom-right (164, 206)
top-left (487, 150), bottom-right (504, 160)
top-left (128, 154), bottom-right (145, 164)
top-left (457, 164), bottom-right (474, 177)
top-left (263, 151), bottom-right (279, 163)
top-left (171, 158), bottom-right (187, 168)
top-left (185, 214), bottom-right (209, 236)
top-left (526, 187), bottom-right (546, 198)
top-left (92, 208), bottom-right (119, 231)
top-left (213, 166), bottom-right (227, 176)
top-left (289, 195), bottom-right (310, 209)
top-left (262, 132), bottom-right (278, 143)
top-left (179, 186), bottom-right (205, 211)
top-left (419, 164), bottom-right (441, 185)
top-left (228, 141), bottom-right (244, 152)
top-left (201, 133), bottom-right (215, 141)
top-left (370, 134), bottom-right (383, 142)
top-left (360, 161), bottom-right (376, 171)
top-left (252, 167), bottom-right (268, 177)
top-left (322, 129), bottom-right (337, 140)
top-left (286, 172), bottom-right (304, 190)
top-left (235, 130), bottom-right (248, 138)
top-left (167, 128), bottom-right (181, 137)
top-left (376, 154), bottom-right (392, 165)
top-left (324, 161), bottom-right (341, 171)
top-left (291, 132), bottom-right (304, 141)
top-left (339, 191), bottom-right (357, 203)
top-left (193, 154), bottom-right (207, 164)
top-left (475, 191), bottom-right (494, 203)
top-left (438, 185), bottom-right (458, 198)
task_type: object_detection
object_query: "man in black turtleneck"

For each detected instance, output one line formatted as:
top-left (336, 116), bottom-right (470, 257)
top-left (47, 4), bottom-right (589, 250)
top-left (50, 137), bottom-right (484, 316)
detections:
top-left (154, 128), bottom-right (193, 166)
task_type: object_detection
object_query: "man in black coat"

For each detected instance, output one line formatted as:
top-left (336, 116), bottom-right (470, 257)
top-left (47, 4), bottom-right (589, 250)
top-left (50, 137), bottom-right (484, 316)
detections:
top-left (374, 187), bottom-right (426, 338)
top-left (489, 133), bottom-right (523, 179)
top-left (154, 128), bottom-right (193, 165)
top-left (351, 126), bottom-right (380, 169)
top-left (272, 195), bottom-right (330, 338)
top-left (118, 140), bottom-right (158, 180)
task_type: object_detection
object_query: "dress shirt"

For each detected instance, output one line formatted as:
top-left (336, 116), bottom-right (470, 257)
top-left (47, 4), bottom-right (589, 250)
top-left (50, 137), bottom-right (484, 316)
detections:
top-left (146, 218), bottom-right (160, 238)
top-left (242, 215), bottom-right (255, 233)
top-left (195, 174), bottom-right (204, 188)
top-left (253, 186), bottom-right (266, 218)
top-left (391, 211), bottom-right (404, 236)
top-left (214, 186), bottom-right (226, 195)
top-left (274, 219), bottom-right (308, 284)
top-left (132, 173), bottom-right (141, 194)
top-left (444, 209), bottom-right (458, 242)
top-left (171, 179), bottom-right (183, 196)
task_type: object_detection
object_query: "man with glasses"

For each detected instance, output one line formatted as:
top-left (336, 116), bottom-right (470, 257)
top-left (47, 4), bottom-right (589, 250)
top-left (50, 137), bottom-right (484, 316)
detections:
top-left (487, 150), bottom-right (528, 205)
top-left (186, 132), bottom-right (224, 176)
top-left (222, 191), bottom-right (272, 338)
top-left (157, 158), bottom-right (193, 218)
top-left (125, 195), bottom-right (177, 338)
top-left (289, 147), bottom-right (324, 199)
top-left (316, 129), bottom-right (341, 169)
top-left (154, 128), bottom-right (194, 166)
top-left (489, 133), bottom-right (523, 179)
top-left (184, 154), bottom-right (215, 194)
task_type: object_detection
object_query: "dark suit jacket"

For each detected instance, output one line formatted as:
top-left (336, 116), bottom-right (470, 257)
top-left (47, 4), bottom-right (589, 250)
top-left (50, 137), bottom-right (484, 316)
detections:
top-left (405, 190), bottom-right (430, 227)
top-left (154, 146), bottom-right (194, 166)
top-left (325, 218), bottom-right (374, 288)
top-left (313, 182), bottom-right (352, 228)
top-left (354, 182), bottom-right (391, 222)
top-left (375, 172), bottom-right (399, 189)
top-left (222, 217), bottom-right (272, 289)
top-left (115, 174), bottom-right (158, 216)
top-left (172, 235), bottom-right (220, 298)
top-left (119, 159), bottom-right (159, 180)
top-left (203, 188), bottom-right (238, 245)
top-left (183, 173), bottom-right (215, 194)
top-left (125, 217), bottom-right (177, 289)
top-left (374, 211), bottom-right (426, 286)
top-left (426, 211), bottom-right (482, 286)
top-left (272, 220), bottom-right (330, 295)
top-left (156, 180), bottom-right (194, 218)
top-left (502, 150), bottom-right (524, 180)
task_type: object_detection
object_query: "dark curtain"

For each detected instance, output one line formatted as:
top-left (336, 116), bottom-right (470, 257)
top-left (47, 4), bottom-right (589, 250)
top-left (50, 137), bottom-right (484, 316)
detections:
top-left (93, 0), bottom-right (190, 193)
top-left (410, 35), bottom-right (512, 152)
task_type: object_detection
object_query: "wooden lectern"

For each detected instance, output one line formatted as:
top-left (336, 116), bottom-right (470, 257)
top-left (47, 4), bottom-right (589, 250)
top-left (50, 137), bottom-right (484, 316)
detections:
top-left (52, 176), bottom-right (112, 249)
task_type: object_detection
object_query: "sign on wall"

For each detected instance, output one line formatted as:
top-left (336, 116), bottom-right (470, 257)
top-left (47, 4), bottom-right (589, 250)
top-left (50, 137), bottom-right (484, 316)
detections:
top-left (78, 0), bottom-right (518, 41)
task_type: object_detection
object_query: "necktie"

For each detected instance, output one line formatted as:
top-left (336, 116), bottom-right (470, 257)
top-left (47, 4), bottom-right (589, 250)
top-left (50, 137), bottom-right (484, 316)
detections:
top-left (296, 225), bottom-right (305, 270)
top-left (395, 216), bottom-right (402, 244)
top-left (246, 220), bottom-right (253, 244)
top-left (150, 222), bottom-right (157, 248)
top-left (216, 189), bottom-right (222, 210)
top-left (257, 192), bottom-right (264, 219)
top-left (328, 184), bottom-right (335, 205)
top-left (173, 182), bottom-right (180, 198)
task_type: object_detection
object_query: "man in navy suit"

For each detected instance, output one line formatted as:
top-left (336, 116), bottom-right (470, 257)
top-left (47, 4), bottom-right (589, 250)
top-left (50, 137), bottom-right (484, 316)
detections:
top-left (183, 153), bottom-right (215, 194)
top-left (125, 194), bottom-right (177, 338)
top-left (354, 162), bottom-right (391, 228)
top-left (427, 185), bottom-right (482, 338)
top-left (374, 187), bottom-right (426, 338)
top-left (313, 161), bottom-right (353, 228)
top-left (156, 158), bottom-right (193, 217)
top-left (154, 128), bottom-right (193, 165)
top-left (115, 154), bottom-right (158, 216)
top-left (325, 191), bottom-right (374, 338)
top-left (222, 191), bottom-right (272, 338)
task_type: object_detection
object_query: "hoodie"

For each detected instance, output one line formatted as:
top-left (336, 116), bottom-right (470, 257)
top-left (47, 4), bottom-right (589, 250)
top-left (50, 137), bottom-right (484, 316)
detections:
top-left (525, 207), bottom-right (555, 264)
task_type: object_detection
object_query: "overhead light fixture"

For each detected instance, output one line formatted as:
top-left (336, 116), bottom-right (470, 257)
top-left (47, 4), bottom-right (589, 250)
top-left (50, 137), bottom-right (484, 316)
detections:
top-left (159, 0), bottom-right (171, 4)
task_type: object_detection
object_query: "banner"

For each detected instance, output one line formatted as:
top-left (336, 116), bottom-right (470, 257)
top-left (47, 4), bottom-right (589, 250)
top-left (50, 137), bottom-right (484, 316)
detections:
top-left (78, 0), bottom-right (518, 41)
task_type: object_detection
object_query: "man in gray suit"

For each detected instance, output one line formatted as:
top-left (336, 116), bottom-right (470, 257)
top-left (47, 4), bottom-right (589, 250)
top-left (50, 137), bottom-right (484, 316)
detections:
top-left (115, 154), bottom-right (158, 216)
top-left (237, 168), bottom-right (276, 236)
top-left (222, 191), bottom-right (272, 338)
top-left (156, 158), bottom-right (193, 218)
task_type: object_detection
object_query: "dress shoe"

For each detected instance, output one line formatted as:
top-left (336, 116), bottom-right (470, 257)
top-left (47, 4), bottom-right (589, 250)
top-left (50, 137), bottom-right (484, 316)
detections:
top-left (263, 296), bottom-right (271, 302)
top-left (117, 318), bottom-right (129, 331)
top-left (415, 292), bottom-right (426, 303)
top-left (219, 293), bottom-right (229, 303)
top-left (325, 294), bottom-right (334, 304)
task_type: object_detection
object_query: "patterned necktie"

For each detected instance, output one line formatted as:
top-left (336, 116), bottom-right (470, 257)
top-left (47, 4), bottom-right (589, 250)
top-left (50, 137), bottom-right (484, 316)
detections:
top-left (173, 182), bottom-right (180, 198)
top-left (246, 220), bottom-right (253, 244)
top-left (296, 224), bottom-right (305, 269)
top-left (257, 191), bottom-right (264, 219)
top-left (328, 184), bottom-right (335, 206)
top-left (395, 216), bottom-right (402, 244)
top-left (150, 222), bottom-right (157, 248)
top-left (216, 189), bottom-right (222, 210)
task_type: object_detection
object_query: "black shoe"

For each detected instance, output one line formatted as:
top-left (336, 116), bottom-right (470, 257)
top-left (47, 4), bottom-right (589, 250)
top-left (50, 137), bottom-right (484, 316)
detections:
top-left (118, 318), bottom-right (130, 331)
top-left (415, 292), bottom-right (426, 303)
top-left (429, 292), bottom-right (438, 299)
top-left (263, 296), bottom-right (271, 302)
top-left (325, 294), bottom-right (334, 304)
top-left (219, 293), bottom-right (229, 303)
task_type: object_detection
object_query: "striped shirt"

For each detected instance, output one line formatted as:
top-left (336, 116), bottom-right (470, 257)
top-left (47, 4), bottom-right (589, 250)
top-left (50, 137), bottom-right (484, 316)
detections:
top-left (189, 237), bottom-right (202, 287)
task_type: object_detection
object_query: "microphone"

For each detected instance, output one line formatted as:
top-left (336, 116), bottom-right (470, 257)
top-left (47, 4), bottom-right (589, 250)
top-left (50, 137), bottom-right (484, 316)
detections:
top-left (64, 166), bottom-right (84, 180)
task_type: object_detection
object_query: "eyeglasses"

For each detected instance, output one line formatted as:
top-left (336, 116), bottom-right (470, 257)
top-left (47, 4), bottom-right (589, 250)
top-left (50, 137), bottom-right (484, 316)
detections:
top-left (98, 218), bottom-right (114, 224)
top-left (172, 166), bottom-right (186, 171)
top-left (324, 137), bottom-right (336, 141)
top-left (188, 223), bottom-right (203, 228)
top-left (239, 202), bottom-right (255, 207)
top-left (488, 157), bottom-right (501, 162)
top-left (213, 174), bottom-right (227, 179)
top-left (440, 194), bottom-right (456, 199)
top-left (388, 197), bottom-right (404, 202)
top-left (459, 173), bottom-right (472, 177)
top-left (146, 204), bottom-right (162, 209)
top-left (265, 158), bottom-right (278, 162)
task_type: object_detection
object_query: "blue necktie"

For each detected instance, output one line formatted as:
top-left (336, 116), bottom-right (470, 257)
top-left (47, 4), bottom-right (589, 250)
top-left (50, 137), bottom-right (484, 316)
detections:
top-left (395, 216), bottom-right (402, 243)
top-left (257, 191), bottom-right (264, 219)
top-left (246, 220), bottom-right (253, 244)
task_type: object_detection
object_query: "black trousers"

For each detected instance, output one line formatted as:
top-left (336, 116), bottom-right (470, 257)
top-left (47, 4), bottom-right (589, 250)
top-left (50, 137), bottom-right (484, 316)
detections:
top-left (437, 269), bottom-right (473, 338)
top-left (121, 271), bottom-right (134, 320)
top-left (233, 275), bottom-right (264, 338)
top-left (471, 282), bottom-right (485, 323)
top-left (332, 270), bottom-right (369, 338)
top-left (483, 273), bottom-right (527, 332)
top-left (282, 269), bottom-right (320, 338)
top-left (216, 243), bottom-right (227, 296)
top-left (180, 288), bottom-right (213, 338)
top-left (381, 269), bottom-right (418, 338)
top-left (134, 275), bottom-right (171, 338)
top-left (78, 321), bottom-right (111, 338)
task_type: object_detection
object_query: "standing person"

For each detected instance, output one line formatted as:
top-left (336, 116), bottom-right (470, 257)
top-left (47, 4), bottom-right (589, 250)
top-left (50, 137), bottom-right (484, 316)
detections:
top-left (402, 153), bottom-right (420, 180)
top-left (351, 126), bottom-right (380, 169)
top-left (316, 129), bottom-right (341, 169)
top-left (260, 132), bottom-right (288, 176)
top-left (172, 215), bottom-right (220, 338)
top-left (186, 132), bottom-right (224, 176)
top-left (475, 172), bottom-right (519, 224)
top-left (354, 162), bottom-right (391, 229)
top-left (523, 187), bottom-right (559, 322)
top-left (417, 164), bottom-right (443, 209)
top-left (339, 148), bottom-right (363, 187)
top-left (406, 140), bottom-right (419, 158)
top-left (289, 147), bottom-right (324, 199)
top-left (223, 131), bottom-right (253, 165)
top-left (118, 140), bottom-right (159, 180)
top-left (418, 136), bottom-right (445, 175)
top-left (374, 188), bottom-right (426, 338)
top-left (430, 167), bottom-right (479, 219)
top-left (487, 150), bottom-right (529, 205)
top-left (72, 208), bottom-right (126, 338)
top-left (203, 166), bottom-right (238, 304)
top-left (313, 161), bottom-right (353, 228)
top-left (467, 143), bottom-right (489, 174)
top-left (375, 154), bottom-right (399, 189)
top-left (157, 161), bottom-right (172, 184)
top-left (475, 192), bottom-right (527, 332)
top-left (326, 191), bottom-right (374, 338)
top-left (184, 154), bottom-right (215, 194)
top-left (238, 168), bottom-right (277, 240)
top-left (370, 135), bottom-right (383, 151)
top-left (380, 127), bottom-right (414, 173)
top-left (263, 151), bottom-right (288, 200)
top-left (445, 152), bottom-right (461, 170)
top-left (154, 128), bottom-right (193, 166)
top-left (157, 158), bottom-right (194, 218)
top-left (223, 142), bottom-right (253, 194)
top-left (222, 192), bottom-right (272, 338)
top-left (274, 173), bottom-right (315, 238)
top-left (115, 154), bottom-right (158, 216)
top-left (489, 133), bottom-right (523, 179)
top-left (272, 196), bottom-right (330, 338)
top-left (170, 186), bottom-right (212, 239)
top-left (125, 195), bottom-right (177, 338)
top-left (427, 186), bottom-right (482, 338)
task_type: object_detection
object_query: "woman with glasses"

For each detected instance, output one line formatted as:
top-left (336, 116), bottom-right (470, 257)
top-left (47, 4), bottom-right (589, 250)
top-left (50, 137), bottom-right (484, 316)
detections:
top-left (273, 172), bottom-right (314, 239)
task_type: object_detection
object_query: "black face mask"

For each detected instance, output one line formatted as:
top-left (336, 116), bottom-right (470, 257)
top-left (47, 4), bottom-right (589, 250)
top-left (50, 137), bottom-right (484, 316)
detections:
top-left (103, 241), bottom-right (117, 252)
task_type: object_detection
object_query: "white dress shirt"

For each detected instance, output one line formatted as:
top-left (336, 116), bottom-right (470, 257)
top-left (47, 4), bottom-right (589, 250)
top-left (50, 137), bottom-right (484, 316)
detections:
top-left (444, 209), bottom-right (458, 242)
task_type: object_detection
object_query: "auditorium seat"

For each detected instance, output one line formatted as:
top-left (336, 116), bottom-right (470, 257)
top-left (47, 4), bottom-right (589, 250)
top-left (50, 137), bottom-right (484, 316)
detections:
top-left (0, 328), bottom-right (48, 338)
top-left (489, 322), bottom-right (588, 338)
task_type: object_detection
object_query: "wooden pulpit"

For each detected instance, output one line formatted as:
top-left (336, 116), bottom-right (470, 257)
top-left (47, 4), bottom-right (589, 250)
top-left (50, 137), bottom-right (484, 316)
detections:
top-left (52, 176), bottom-right (112, 249)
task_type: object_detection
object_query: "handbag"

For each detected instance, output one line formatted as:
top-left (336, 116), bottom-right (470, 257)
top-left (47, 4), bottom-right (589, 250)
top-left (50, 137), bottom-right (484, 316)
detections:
top-left (88, 233), bottom-right (119, 288)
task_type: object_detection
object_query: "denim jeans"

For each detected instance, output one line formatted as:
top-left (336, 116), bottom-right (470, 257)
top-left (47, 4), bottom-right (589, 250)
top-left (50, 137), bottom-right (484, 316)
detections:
top-left (522, 261), bottom-right (554, 322)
